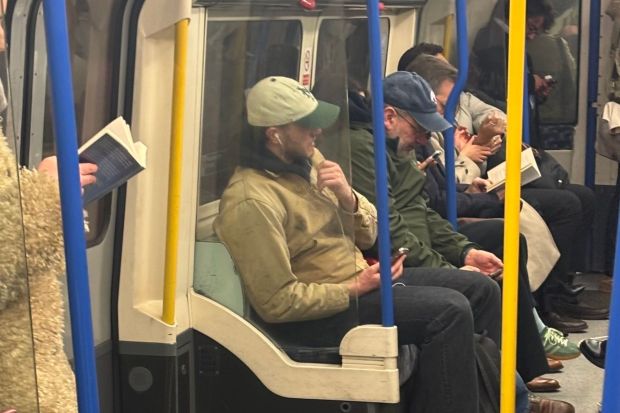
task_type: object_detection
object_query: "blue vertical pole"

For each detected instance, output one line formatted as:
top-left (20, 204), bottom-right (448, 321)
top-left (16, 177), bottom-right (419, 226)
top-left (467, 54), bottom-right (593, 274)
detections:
top-left (585, 0), bottom-right (601, 188)
top-left (366, 0), bottom-right (394, 327)
top-left (443, 0), bottom-right (469, 228)
top-left (523, 62), bottom-right (531, 145)
top-left (602, 204), bottom-right (620, 413)
top-left (41, 1), bottom-right (100, 412)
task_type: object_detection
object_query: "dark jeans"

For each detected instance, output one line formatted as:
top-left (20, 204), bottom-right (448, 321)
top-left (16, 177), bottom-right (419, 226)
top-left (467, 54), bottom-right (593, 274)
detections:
top-left (358, 267), bottom-right (498, 413)
top-left (459, 219), bottom-right (549, 382)
top-left (564, 183), bottom-right (595, 272)
top-left (258, 267), bottom-right (499, 413)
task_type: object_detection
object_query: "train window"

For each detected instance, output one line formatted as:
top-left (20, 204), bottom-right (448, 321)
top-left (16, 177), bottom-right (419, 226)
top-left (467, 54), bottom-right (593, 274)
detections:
top-left (198, 20), bottom-right (302, 205)
top-left (527, 0), bottom-right (581, 148)
top-left (38, 0), bottom-right (123, 245)
top-left (528, 0), bottom-right (580, 126)
top-left (315, 18), bottom-right (389, 90)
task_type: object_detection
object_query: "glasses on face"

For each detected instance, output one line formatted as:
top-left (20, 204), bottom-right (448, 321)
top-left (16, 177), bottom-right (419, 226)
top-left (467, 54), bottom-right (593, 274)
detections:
top-left (395, 109), bottom-right (431, 138)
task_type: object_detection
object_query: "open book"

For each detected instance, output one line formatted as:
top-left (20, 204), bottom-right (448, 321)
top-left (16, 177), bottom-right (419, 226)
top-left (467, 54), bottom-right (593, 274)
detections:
top-left (78, 117), bottom-right (146, 205)
top-left (486, 147), bottom-right (541, 192)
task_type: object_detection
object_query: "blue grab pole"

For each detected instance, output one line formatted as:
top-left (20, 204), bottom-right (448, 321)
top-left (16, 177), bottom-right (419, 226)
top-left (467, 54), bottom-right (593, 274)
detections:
top-left (585, 0), bottom-right (601, 188)
top-left (41, 1), bottom-right (100, 412)
top-left (523, 62), bottom-right (531, 145)
top-left (366, 0), bottom-right (394, 327)
top-left (602, 204), bottom-right (620, 413)
top-left (443, 0), bottom-right (469, 228)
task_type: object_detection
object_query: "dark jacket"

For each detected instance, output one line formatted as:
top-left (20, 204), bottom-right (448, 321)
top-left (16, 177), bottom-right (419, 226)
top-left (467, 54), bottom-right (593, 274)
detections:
top-left (349, 121), bottom-right (475, 269)
top-left (415, 144), bottom-right (504, 219)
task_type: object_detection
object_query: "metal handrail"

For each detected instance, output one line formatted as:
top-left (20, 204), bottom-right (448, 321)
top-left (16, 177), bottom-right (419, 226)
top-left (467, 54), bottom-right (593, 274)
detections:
top-left (162, 18), bottom-right (190, 325)
top-left (585, 0), bottom-right (601, 188)
top-left (41, 0), bottom-right (100, 410)
top-left (602, 202), bottom-right (620, 412)
top-left (501, 0), bottom-right (526, 411)
top-left (366, 0), bottom-right (394, 327)
top-left (442, 0), bottom-right (468, 228)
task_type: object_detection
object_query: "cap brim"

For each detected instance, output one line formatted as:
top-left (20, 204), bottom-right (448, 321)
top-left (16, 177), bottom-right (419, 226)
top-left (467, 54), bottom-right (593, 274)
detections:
top-left (295, 100), bottom-right (340, 129)
top-left (408, 111), bottom-right (452, 132)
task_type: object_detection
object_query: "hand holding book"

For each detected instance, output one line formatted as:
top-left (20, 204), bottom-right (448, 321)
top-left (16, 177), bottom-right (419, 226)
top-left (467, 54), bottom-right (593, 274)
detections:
top-left (486, 147), bottom-right (541, 192)
top-left (78, 116), bottom-right (146, 204)
top-left (38, 156), bottom-right (99, 187)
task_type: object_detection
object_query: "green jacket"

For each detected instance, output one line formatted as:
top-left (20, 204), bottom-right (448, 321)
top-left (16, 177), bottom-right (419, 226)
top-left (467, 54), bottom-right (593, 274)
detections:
top-left (349, 123), bottom-right (474, 268)
top-left (214, 150), bottom-right (378, 323)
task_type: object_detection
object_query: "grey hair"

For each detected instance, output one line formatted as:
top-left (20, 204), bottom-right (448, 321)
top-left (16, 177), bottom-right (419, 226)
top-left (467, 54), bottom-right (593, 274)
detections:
top-left (405, 54), bottom-right (458, 93)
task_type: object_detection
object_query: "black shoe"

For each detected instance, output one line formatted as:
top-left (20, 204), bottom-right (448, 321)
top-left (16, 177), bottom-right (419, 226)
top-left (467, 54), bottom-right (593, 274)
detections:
top-left (579, 338), bottom-right (607, 369)
top-left (540, 311), bottom-right (588, 334)
top-left (547, 281), bottom-right (586, 297)
top-left (551, 299), bottom-right (609, 320)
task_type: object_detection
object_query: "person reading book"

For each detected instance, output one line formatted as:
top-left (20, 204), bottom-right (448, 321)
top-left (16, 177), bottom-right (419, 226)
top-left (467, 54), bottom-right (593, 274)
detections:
top-left (77, 116), bottom-right (146, 204)
top-left (347, 72), bottom-right (582, 400)
top-left (406, 52), bottom-right (605, 328)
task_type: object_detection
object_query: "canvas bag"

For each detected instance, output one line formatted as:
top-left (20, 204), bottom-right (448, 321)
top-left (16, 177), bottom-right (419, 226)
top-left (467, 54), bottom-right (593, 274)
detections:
top-left (520, 200), bottom-right (560, 292)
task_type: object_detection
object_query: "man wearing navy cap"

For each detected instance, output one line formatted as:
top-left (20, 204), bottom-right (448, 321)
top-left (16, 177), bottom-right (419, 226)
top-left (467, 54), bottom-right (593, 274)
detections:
top-left (351, 71), bottom-right (505, 279)
top-left (349, 72), bottom-right (578, 413)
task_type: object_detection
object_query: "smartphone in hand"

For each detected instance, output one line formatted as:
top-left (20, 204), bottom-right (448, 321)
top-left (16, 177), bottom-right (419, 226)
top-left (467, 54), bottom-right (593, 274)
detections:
top-left (392, 247), bottom-right (410, 263)
top-left (488, 269), bottom-right (503, 280)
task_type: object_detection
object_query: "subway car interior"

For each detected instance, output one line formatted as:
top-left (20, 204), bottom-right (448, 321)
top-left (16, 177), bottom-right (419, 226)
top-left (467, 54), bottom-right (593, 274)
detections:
top-left (0, 0), bottom-right (619, 412)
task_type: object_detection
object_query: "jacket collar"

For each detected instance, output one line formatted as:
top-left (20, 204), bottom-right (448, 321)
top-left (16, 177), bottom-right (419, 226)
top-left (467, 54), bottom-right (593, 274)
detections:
top-left (240, 142), bottom-right (312, 182)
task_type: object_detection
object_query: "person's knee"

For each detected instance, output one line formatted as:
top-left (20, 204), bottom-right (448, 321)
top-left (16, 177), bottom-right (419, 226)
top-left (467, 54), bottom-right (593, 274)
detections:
top-left (441, 289), bottom-right (475, 326)
top-left (556, 190), bottom-right (582, 218)
top-left (463, 270), bottom-right (502, 302)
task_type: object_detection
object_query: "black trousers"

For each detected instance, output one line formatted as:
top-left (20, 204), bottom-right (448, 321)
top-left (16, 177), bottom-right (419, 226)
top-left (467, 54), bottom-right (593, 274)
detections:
top-left (564, 183), bottom-right (596, 272)
top-left (258, 267), bottom-right (500, 413)
top-left (459, 219), bottom-right (549, 382)
top-left (521, 187), bottom-right (584, 284)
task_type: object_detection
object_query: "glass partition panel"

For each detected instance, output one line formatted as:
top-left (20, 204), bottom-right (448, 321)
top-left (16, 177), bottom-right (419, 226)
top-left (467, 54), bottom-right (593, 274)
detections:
top-left (195, 2), bottom-right (362, 354)
top-left (0, 2), bottom-right (39, 409)
top-left (527, 0), bottom-right (581, 149)
top-left (421, 0), bottom-right (579, 149)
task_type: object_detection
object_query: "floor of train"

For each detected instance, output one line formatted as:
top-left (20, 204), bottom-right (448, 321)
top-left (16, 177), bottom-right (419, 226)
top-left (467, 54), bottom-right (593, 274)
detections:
top-left (534, 273), bottom-right (609, 413)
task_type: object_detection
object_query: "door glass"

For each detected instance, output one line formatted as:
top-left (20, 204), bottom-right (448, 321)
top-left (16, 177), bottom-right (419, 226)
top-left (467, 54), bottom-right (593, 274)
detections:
top-left (199, 19), bottom-right (302, 205)
top-left (40, 0), bottom-right (123, 245)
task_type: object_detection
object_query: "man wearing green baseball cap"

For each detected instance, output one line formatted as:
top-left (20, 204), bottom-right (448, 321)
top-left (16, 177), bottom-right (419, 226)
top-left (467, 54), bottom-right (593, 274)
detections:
top-left (214, 76), bottom-right (488, 413)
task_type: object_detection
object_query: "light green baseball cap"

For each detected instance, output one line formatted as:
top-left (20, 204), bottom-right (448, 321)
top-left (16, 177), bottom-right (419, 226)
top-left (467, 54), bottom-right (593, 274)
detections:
top-left (246, 76), bottom-right (340, 129)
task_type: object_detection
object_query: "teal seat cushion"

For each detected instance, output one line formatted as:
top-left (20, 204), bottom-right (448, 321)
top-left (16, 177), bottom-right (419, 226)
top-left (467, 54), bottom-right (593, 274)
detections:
top-left (193, 241), bottom-right (246, 316)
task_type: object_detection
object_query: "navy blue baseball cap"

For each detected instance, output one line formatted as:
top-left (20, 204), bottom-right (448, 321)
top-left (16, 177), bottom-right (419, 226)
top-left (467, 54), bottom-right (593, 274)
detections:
top-left (383, 71), bottom-right (451, 132)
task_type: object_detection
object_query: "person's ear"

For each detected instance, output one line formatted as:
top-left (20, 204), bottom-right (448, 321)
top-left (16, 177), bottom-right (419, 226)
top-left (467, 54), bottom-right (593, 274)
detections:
top-left (266, 127), bottom-right (283, 145)
top-left (384, 106), bottom-right (398, 131)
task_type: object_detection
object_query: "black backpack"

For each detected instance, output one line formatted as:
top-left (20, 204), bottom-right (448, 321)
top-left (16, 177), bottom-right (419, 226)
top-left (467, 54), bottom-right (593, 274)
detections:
top-left (475, 334), bottom-right (501, 413)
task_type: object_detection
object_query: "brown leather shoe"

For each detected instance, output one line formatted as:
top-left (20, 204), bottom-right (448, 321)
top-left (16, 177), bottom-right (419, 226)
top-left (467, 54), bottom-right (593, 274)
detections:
top-left (540, 311), bottom-right (588, 334)
top-left (552, 299), bottom-right (609, 320)
top-left (528, 395), bottom-right (575, 413)
top-left (526, 376), bottom-right (560, 392)
top-left (547, 358), bottom-right (564, 372)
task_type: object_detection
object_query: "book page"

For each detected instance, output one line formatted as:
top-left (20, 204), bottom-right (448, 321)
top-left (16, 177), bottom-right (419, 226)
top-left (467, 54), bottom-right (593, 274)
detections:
top-left (78, 117), bottom-right (134, 156)
top-left (486, 148), bottom-right (541, 192)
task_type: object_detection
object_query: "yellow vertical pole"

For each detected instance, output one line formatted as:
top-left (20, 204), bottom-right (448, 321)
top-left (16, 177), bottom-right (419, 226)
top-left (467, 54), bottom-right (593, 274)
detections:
top-left (501, 1), bottom-right (526, 412)
top-left (443, 14), bottom-right (454, 61)
top-left (162, 19), bottom-right (189, 325)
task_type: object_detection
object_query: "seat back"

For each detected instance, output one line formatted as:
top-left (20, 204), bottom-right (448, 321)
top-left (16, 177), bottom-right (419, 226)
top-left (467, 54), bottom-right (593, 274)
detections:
top-left (193, 240), bottom-right (246, 316)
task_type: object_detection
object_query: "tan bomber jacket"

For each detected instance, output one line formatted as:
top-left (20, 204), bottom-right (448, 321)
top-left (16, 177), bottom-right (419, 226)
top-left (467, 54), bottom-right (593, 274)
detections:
top-left (214, 150), bottom-right (378, 323)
